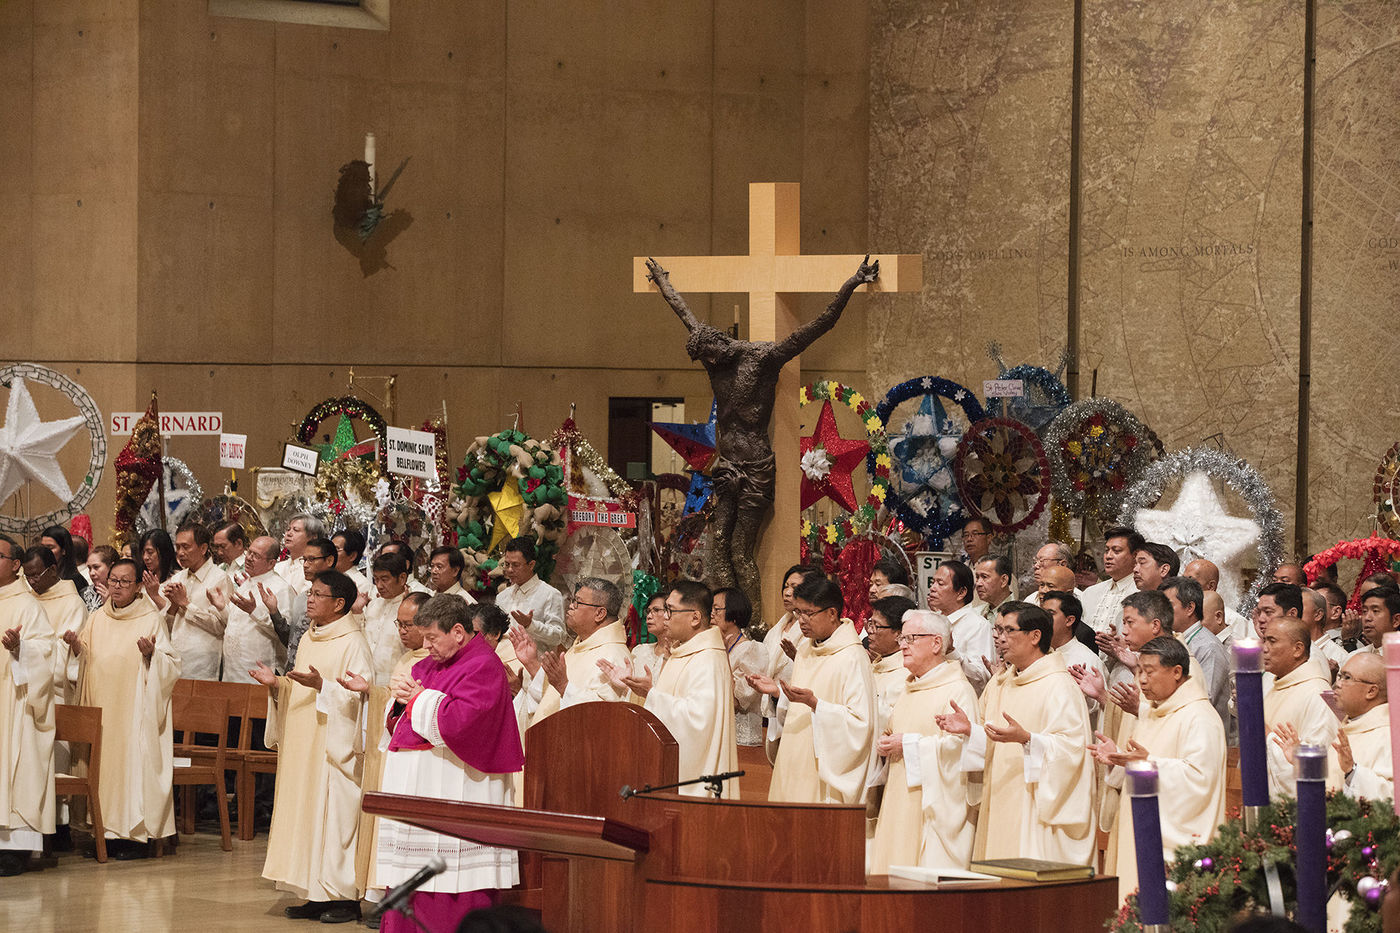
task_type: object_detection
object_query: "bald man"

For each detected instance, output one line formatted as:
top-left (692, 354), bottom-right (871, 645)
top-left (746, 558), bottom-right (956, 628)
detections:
top-left (1273, 563), bottom-right (1306, 586)
top-left (1302, 588), bottom-right (1345, 682)
top-left (1263, 615), bottom-right (1338, 798)
top-left (1201, 592), bottom-right (1231, 643)
top-left (1028, 556), bottom-right (1083, 606)
top-left (1183, 559), bottom-right (1250, 644)
top-left (1328, 653), bottom-right (1392, 800)
top-left (1039, 565), bottom-right (1096, 652)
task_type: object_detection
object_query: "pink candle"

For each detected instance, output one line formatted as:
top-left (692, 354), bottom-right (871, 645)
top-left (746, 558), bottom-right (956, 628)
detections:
top-left (1384, 633), bottom-right (1400, 818)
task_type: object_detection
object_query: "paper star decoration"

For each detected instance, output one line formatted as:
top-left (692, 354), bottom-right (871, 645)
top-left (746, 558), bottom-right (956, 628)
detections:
top-left (683, 471), bottom-right (713, 517)
top-left (800, 400), bottom-right (870, 513)
top-left (486, 480), bottom-right (526, 553)
top-left (650, 401), bottom-right (718, 473)
top-left (889, 393), bottom-right (963, 521)
top-left (0, 376), bottom-right (87, 504)
top-left (1133, 471), bottom-right (1261, 606)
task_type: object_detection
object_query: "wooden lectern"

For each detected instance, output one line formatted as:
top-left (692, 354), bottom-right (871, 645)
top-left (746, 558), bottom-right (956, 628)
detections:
top-left (363, 703), bottom-right (1116, 932)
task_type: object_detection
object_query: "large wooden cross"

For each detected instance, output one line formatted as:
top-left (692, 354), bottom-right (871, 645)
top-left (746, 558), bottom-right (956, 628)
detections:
top-left (633, 182), bottom-right (923, 625)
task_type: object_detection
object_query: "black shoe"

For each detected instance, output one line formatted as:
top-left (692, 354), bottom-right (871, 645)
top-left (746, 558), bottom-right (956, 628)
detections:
top-left (285, 901), bottom-right (327, 920)
top-left (51, 824), bottom-right (74, 852)
top-left (361, 912), bottom-right (381, 929)
top-left (112, 841), bottom-right (149, 861)
top-left (0, 852), bottom-right (27, 876)
top-left (319, 901), bottom-right (360, 924)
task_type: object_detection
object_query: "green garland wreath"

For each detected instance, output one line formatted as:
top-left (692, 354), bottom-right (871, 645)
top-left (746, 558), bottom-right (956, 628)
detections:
top-left (449, 429), bottom-right (568, 590)
top-left (1110, 792), bottom-right (1399, 933)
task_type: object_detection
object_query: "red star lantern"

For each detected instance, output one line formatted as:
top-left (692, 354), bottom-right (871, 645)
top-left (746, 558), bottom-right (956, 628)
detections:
top-left (799, 400), bottom-right (870, 513)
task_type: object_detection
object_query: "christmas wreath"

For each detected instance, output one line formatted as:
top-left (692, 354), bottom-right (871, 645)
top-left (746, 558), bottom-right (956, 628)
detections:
top-left (953, 417), bottom-right (1051, 534)
top-left (296, 396), bottom-right (389, 469)
top-left (1110, 792), bottom-right (1398, 933)
top-left (1045, 398), bottom-right (1155, 521)
top-left (797, 381), bottom-right (890, 552)
top-left (986, 363), bottom-right (1072, 434)
top-left (449, 429), bottom-right (568, 589)
top-left (1305, 535), bottom-right (1400, 609)
top-left (875, 376), bottom-right (985, 548)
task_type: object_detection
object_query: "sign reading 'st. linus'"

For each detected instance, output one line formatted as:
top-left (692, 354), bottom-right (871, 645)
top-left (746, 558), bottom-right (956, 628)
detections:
top-left (219, 433), bottom-right (247, 469)
top-left (386, 426), bottom-right (437, 480)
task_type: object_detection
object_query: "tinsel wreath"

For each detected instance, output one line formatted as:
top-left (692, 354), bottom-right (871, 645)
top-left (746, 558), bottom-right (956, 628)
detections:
top-left (1109, 792), bottom-right (1398, 933)
top-left (550, 416), bottom-right (635, 503)
top-left (113, 393), bottom-right (163, 550)
top-left (135, 456), bottom-right (204, 534)
top-left (314, 455), bottom-right (384, 527)
top-left (448, 429), bottom-right (567, 591)
top-left (1044, 398), bottom-right (1154, 522)
top-left (1117, 447), bottom-right (1284, 614)
top-left (1305, 536), bottom-right (1400, 608)
top-left (297, 396), bottom-right (389, 469)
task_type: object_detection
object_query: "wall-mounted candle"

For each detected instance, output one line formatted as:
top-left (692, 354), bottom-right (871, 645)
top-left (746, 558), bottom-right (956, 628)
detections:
top-left (365, 132), bottom-right (377, 198)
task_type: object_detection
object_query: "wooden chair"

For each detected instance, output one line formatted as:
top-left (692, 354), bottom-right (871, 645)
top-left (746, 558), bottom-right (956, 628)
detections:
top-left (240, 684), bottom-right (277, 840)
top-left (182, 680), bottom-right (255, 838)
top-left (54, 705), bottom-right (106, 863)
top-left (173, 695), bottom-right (233, 851)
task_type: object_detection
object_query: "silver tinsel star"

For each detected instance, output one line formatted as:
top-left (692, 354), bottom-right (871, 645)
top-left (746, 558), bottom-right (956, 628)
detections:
top-left (1134, 471), bottom-right (1260, 607)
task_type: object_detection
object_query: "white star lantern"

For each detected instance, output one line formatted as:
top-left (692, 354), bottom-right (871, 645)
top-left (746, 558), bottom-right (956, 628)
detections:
top-left (0, 377), bottom-right (87, 505)
top-left (1133, 471), bottom-right (1260, 607)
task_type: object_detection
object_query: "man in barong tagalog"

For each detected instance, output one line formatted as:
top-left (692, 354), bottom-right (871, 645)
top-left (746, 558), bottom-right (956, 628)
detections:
top-left (645, 255), bottom-right (878, 624)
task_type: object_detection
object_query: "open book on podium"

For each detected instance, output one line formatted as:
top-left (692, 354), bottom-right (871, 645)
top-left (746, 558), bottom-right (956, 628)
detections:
top-left (362, 701), bottom-right (1117, 933)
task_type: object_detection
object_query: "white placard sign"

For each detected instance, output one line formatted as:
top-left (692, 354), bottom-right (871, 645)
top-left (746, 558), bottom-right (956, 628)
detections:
top-left (218, 433), bottom-right (247, 469)
top-left (110, 411), bottom-right (224, 436)
top-left (982, 379), bottom-right (1025, 399)
top-left (386, 426), bottom-right (438, 480)
top-left (914, 551), bottom-right (954, 610)
top-left (281, 443), bottom-right (320, 476)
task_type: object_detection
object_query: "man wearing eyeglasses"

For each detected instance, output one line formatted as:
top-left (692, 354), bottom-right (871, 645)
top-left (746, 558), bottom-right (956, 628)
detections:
top-left (252, 570), bottom-right (374, 924)
top-left (942, 601), bottom-right (1096, 865)
top-left (511, 577), bottom-right (630, 725)
top-left (748, 578), bottom-right (876, 805)
top-left (867, 595), bottom-right (917, 734)
top-left (21, 545), bottom-right (86, 702)
top-left (66, 557), bottom-right (180, 861)
top-left (1327, 653), bottom-right (1392, 800)
top-left (869, 610), bottom-right (980, 874)
top-left (0, 535), bottom-right (57, 876)
top-left (211, 536), bottom-right (291, 684)
top-left (1088, 636), bottom-right (1225, 904)
top-left (602, 580), bottom-right (740, 799)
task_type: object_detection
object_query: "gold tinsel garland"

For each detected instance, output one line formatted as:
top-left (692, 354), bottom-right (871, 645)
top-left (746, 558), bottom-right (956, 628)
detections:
top-left (112, 394), bottom-right (163, 549)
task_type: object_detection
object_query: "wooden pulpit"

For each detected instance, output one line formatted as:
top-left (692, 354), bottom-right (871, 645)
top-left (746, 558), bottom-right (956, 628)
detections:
top-left (363, 702), bottom-right (1118, 932)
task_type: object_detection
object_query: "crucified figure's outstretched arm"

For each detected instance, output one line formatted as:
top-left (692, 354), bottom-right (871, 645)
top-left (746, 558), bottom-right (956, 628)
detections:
top-left (770, 255), bottom-right (879, 364)
top-left (645, 258), bottom-right (705, 334)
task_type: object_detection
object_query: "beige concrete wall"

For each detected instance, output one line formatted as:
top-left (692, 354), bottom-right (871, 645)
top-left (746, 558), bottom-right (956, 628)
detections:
top-left (3, 0), bottom-right (870, 542)
top-left (870, 0), bottom-right (1400, 557)
top-left (1309, 1), bottom-right (1400, 546)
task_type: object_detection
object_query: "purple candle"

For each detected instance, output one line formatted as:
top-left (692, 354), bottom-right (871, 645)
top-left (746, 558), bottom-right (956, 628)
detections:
top-left (1233, 639), bottom-right (1269, 810)
top-left (1127, 762), bottom-right (1170, 931)
top-left (1385, 633), bottom-right (1400, 819)
top-left (1294, 744), bottom-right (1327, 933)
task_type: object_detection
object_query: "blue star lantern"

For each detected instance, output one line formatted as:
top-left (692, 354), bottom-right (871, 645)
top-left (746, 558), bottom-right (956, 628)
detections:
top-left (889, 393), bottom-right (964, 525)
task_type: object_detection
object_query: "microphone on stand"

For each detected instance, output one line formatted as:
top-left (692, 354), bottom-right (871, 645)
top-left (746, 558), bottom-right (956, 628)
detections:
top-left (618, 771), bottom-right (745, 800)
top-left (367, 856), bottom-right (447, 921)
